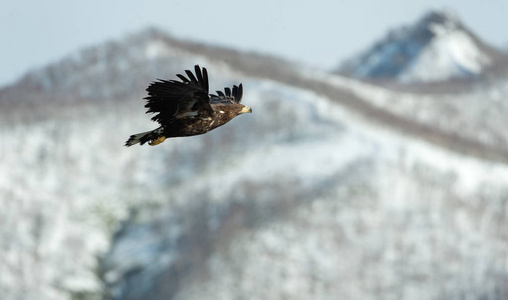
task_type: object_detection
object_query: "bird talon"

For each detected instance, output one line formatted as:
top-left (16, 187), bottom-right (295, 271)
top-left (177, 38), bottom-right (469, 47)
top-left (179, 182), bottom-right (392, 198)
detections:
top-left (149, 136), bottom-right (166, 146)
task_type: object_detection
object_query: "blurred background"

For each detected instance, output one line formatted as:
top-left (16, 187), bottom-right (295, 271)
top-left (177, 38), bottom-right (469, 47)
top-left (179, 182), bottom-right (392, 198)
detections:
top-left (1, 1), bottom-right (508, 299)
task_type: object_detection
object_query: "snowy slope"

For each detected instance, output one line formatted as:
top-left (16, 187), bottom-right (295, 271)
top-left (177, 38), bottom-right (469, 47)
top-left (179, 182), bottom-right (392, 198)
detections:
top-left (310, 70), bottom-right (508, 152)
top-left (102, 81), bottom-right (508, 300)
top-left (338, 10), bottom-right (496, 82)
top-left (1, 27), bottom-right (508, 300)
top-left (0, 29), bottom-right (243, 300)
top-left (399, 14), bottom-right (491, 82)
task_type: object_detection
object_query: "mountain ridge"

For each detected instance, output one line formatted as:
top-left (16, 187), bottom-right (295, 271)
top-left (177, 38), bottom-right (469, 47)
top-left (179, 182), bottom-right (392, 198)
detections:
top-left (337, 10), bottom-right (507, 83)
top-left (2, 26), bottom-right (508, 164)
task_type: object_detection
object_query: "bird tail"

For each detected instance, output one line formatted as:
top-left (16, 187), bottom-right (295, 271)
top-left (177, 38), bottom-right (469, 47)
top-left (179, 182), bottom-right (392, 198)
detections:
top-left (125, 128), bottom-right (166, 146)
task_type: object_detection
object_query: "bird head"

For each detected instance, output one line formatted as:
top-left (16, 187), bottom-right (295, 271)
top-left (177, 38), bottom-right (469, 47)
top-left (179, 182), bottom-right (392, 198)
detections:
top-left (239, 105), bottom-right (252, 114)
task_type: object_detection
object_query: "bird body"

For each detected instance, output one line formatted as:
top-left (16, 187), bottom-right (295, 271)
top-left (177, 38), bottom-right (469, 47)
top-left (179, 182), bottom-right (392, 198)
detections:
top-left (125, 65), bottom-right (251, 146)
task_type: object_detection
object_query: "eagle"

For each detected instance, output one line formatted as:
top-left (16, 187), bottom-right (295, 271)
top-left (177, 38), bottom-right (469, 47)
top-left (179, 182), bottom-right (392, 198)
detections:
top-left (125, 65), bottom-right (251, 146)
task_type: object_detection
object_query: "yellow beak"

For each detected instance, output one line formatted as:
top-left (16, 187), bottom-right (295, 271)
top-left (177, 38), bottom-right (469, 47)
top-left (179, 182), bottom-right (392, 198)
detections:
top-left (240, 106), bottom-right (252, 114)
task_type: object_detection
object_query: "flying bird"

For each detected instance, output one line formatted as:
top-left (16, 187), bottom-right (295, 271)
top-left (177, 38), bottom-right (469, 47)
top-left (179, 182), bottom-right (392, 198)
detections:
top-left (125, 65), bottom-right (251, 146)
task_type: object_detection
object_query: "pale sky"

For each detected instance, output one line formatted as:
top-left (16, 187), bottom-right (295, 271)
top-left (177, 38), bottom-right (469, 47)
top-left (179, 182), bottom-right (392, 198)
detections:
top-left (1, 0), bottom-right (507, 87)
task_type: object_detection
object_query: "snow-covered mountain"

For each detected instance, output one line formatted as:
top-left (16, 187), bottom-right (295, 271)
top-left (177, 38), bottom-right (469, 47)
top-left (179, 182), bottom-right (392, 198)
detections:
top-left (2, 25), bottom-right (508, 300)
top-left (337, 10), bottom-right (504, 83)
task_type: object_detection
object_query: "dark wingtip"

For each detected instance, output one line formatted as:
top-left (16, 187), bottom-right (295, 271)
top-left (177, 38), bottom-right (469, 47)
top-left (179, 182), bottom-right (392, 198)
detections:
top-left (202, 66), bottom-right (209, 92)
top-left (236, 83), bottom-right (243, 103)
top-left (194, 65), bottom-right (202, 82)
top-left (194, 65), bottom-right (209, 93)
top-left (176, 74), bottom-right (190, 83)
top-left (185, 69), bottom-right (198, 83)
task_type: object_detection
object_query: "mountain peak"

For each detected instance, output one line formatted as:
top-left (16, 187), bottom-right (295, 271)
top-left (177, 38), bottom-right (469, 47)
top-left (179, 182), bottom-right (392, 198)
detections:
top-left (337, 10), bottom-right (494, 83)
top-left (419, 9), bottom-right (461, 28)
top-left (414, 10), bottom-right (467, 41)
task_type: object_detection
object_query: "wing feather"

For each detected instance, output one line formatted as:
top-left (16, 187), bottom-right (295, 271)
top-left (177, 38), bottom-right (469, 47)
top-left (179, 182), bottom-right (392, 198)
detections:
top-left (144, 65), bottom-right (213, 124)
top-left (185, 70), bottom-right (197, 83)
top-left (194, 66), bottom-right (203, 87)
top-left (176, 74), bottom-right (190, 83)
top-left (234, 84), bottom-right (243, 103)
top-left (212, 83), bottom-right (243, 104)
top-left (202, 67), bottom-right (209, 92)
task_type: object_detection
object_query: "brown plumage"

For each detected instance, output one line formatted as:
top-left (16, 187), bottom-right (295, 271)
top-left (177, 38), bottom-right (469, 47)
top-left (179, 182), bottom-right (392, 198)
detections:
top-left (125, 65), bottom-right (252, 146)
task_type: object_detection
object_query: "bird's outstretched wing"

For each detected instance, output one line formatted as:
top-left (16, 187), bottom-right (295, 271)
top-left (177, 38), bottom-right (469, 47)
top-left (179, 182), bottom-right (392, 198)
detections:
top-left (144, 65), bottom-right (214, 124)
top-left (212, 84), bottom-right (243, 104)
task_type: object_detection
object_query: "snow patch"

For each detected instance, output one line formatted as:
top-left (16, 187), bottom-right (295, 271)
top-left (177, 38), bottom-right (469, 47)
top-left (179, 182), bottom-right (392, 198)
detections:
top-left (400, 30), bottom-right (491, 82)
top-left (338, 10), bottom-right (493, 83)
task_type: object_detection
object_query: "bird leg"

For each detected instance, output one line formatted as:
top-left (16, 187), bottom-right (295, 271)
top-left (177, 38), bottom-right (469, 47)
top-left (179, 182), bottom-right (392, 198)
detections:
top-left (149, 136), bottom-right (166, 146)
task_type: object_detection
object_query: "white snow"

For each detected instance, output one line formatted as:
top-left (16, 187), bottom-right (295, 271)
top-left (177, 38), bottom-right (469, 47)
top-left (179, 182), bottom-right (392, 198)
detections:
top-left (2, 27), bottom-right (508, 300)
top-left (400, 29), bottom-right (491, 82)
top-left (339, 10), bottom-right (493, 83)
top-left (306, 68), bottom-right (508, 150)
top-left (103, 76), bottom-right (508, 300)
